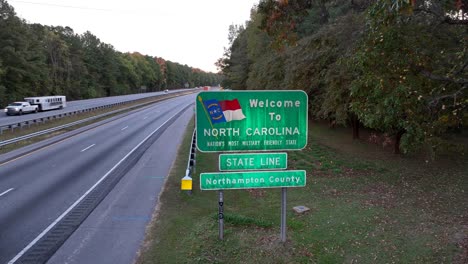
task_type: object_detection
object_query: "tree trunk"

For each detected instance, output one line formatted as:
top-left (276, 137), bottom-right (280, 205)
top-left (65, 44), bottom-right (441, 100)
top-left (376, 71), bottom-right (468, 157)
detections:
top-left (319, 4), bottom-right (329, 24)
top-left (351, 114), bottom-right (360, 140)
top-left (328, 119), bottom-right (336, 128)
top-left (394, 130), bottom-right (405, 154)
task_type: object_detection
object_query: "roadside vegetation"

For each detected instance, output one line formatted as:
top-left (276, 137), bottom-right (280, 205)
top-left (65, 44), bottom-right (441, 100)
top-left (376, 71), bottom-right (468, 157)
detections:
top-left (0, 0), bottom-right (221, 108)
top-left (218, 0), bottom-right (467, 156)
top-left (137, 119), bottom-right (468, 263)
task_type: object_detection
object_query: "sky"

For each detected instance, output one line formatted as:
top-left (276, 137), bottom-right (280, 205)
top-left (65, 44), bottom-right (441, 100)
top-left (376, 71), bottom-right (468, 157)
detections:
top-left (8, 0), bottom-right (259, 73)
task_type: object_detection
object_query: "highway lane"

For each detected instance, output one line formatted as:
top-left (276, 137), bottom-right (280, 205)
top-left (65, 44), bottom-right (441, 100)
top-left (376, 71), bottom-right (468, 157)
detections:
top-left (0, 89), bottom-right (191, 127)
top-left (0, 93), bottom-right (196, 263)
top-left (48, 105), bottom-right (194, 264)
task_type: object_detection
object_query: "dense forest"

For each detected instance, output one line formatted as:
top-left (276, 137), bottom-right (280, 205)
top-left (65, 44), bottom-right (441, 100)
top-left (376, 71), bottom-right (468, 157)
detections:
top-left (0, 0), bottom-right (222, 107)
top-left (218, 0), bottom-right (467, 155)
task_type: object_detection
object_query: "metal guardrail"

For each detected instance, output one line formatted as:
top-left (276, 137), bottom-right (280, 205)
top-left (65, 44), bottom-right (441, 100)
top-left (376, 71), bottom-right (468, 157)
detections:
top-left (0, 90), bottom-right (195, 147)
top-left (188, 128), bottom-right (197, 172)
top-left (0, 100), bottom-right (129, 135)
top-left (0, 90), bottom-right (196, 135)
top-left (181, 128), bottom-right (197, 193)
top-left (0, 107), bottom-right (124, 147)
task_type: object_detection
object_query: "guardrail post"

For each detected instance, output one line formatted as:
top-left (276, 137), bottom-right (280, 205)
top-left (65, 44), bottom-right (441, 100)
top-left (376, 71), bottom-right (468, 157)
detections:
top-left (181, 128), bottom-right (196, 195)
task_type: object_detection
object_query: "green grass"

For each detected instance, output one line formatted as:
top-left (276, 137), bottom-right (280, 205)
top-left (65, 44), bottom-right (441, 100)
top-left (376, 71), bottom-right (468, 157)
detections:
top-left (137, 120), bottom-right (468, 264)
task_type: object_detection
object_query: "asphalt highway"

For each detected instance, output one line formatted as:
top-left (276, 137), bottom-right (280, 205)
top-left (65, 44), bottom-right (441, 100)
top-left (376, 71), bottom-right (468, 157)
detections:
top-left (0, 93), bottom-right (196, 263)
top-left (0, 89), bottom-right (189, 127)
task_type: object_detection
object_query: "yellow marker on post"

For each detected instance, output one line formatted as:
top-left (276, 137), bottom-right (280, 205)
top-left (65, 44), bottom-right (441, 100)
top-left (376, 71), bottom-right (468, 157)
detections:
top-left (181, 175), bottom-right (193, 191)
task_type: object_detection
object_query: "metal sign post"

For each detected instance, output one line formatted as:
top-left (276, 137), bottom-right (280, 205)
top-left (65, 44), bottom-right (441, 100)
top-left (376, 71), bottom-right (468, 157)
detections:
top-left (195, 90), bottom-right (309, 243)
top-left (280, 187), bottom-right (287, 242)
top-left (218, 190), bottom-right (224, 240)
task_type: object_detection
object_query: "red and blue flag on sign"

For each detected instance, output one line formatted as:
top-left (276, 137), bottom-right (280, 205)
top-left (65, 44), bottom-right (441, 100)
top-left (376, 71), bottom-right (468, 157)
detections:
top-left (203, 98), bottom-right (246, 124)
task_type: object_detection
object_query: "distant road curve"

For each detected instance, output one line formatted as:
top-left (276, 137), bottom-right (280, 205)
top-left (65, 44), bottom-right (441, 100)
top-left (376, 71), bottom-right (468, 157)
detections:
top-left (0, 89), bottom-right (191, 127)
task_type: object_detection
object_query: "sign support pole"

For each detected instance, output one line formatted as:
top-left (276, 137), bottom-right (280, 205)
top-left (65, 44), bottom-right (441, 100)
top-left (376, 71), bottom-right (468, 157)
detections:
top-left (218, 190), bottom-right (224, 240)
top-left (280, 187), bottom-right (287, 242)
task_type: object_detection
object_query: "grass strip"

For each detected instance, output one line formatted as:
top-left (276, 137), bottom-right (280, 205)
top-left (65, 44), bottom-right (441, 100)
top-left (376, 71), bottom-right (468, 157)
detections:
top-left (216, 213), bottom-right (273, 228)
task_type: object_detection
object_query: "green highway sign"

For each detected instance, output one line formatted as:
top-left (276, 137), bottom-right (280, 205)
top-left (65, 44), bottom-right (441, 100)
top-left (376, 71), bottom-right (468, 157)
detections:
top-left (196, 90), bottom-right (308, 152)
top-left (219, 153), bottom-right (287, 171)
top-left (200, 170), bottom-right (306, 190)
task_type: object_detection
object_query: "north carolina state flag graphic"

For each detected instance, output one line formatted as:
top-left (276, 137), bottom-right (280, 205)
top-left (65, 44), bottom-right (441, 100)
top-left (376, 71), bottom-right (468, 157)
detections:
top-left (203, 98), bottom-right (246, 123)
top-left (219, 99), bottom-right (246, 122)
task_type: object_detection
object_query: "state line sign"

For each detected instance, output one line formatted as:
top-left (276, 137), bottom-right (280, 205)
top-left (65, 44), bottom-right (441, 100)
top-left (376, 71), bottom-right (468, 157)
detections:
top-left (200, 170), bottom-right (306, 190)
top-left (219, 152), bottom-right (287, 171)
top-left (196, 90), bottom-right (308, 152)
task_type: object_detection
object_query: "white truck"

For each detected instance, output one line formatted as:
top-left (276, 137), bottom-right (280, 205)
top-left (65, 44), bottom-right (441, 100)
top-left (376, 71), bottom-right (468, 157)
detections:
top-left (4, 102), bottom-right (39, 115)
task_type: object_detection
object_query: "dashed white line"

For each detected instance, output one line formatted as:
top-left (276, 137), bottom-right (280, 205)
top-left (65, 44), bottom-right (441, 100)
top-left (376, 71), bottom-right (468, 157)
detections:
top-left (0, 188), bottom-right (14, 197)
top-left (121, 126), bottom-right (129, 131)
top-left (143, 116), bottom-right (148, 120)
top-left (80, 144), bottom-right (96, 152)
top-left (7, 110), bottom-right (182, 264)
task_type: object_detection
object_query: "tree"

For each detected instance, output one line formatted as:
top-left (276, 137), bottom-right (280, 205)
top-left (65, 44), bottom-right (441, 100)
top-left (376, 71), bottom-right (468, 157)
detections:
top-left (349, 1), bottom-right (467, 154)
top-left (98, 43), bottom-right (119, 96)
top-left (80, 31), bottom-right (103, 98)
top-left (41, 26), bottom-right (72, 95)
top-left (216, 24), bottom-right (246, 72)
top-left (49, 26), bottom-right (87, 100)
top-left (0, 0), bottom-right (47, 103)
top-left (0, 0), bottom-right (249, 105)
top-left (257, 0), bottom-right (313, 49)
top-left (220, 26), bottom-right (250, 90)
top-left (0, 59), bottom-right (5, 106)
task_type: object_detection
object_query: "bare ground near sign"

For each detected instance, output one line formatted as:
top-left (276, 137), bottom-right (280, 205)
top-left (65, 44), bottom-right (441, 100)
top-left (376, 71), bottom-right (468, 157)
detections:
top-left (136, 119), bottom-right (468, 264)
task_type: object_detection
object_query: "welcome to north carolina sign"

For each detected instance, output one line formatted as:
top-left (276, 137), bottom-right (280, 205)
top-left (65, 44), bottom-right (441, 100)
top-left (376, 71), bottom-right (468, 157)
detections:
top-left (195, 90), bottom-right (308, 152)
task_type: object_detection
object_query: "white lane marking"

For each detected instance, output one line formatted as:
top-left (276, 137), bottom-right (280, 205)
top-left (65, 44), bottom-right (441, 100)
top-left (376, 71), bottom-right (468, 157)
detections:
top-left (0, 96), bottom-right (179, 168)
top-left (0, 188), bottom-right (14, 197)
top-left (80, 144), bottom-right (96, 153)
top-left (8, 108), bottom-right (185, 264)
top-left (121, 126), bottom-right (129, 131)
top-left (143, 116), bottom-right (148, 120)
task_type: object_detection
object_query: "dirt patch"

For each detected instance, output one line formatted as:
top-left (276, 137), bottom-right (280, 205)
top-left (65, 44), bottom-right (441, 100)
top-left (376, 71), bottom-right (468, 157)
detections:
top-left (246, 189), bottom-right (266, 198)
top-left (359, 183), bottom-right (398, 209)
top-left (322, 188), bottom-right (343, 197)
top-left (453, 226), bottom-right (468, 264)
top-left (254, 232), bottom-right (294, 258)
top-left (454, 238), bottom-right (468, 264)
top-left (336, 167), bottom-right (375, 178)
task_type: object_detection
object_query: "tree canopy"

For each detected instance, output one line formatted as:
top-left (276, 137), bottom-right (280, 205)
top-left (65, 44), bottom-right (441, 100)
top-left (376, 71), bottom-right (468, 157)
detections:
top-left (219, 0), bottom-right (467, 155)
top-left (0, 0), bottom-right (222, 107)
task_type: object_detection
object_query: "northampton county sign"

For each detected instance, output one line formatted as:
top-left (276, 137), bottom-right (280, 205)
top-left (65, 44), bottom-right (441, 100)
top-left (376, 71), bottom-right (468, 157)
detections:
top-left (196, 90), bottom-right (308, 152)
top-left (200, 170), bottom-right (306, 190)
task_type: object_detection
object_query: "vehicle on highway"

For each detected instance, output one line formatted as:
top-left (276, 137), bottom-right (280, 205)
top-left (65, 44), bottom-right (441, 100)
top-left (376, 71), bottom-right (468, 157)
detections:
top-left (4, 102), bottom-right (39, 115)
top-left (164, 89), bottom-right (169, 93)
top-left (24, 95), bottom-right (66, 111)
